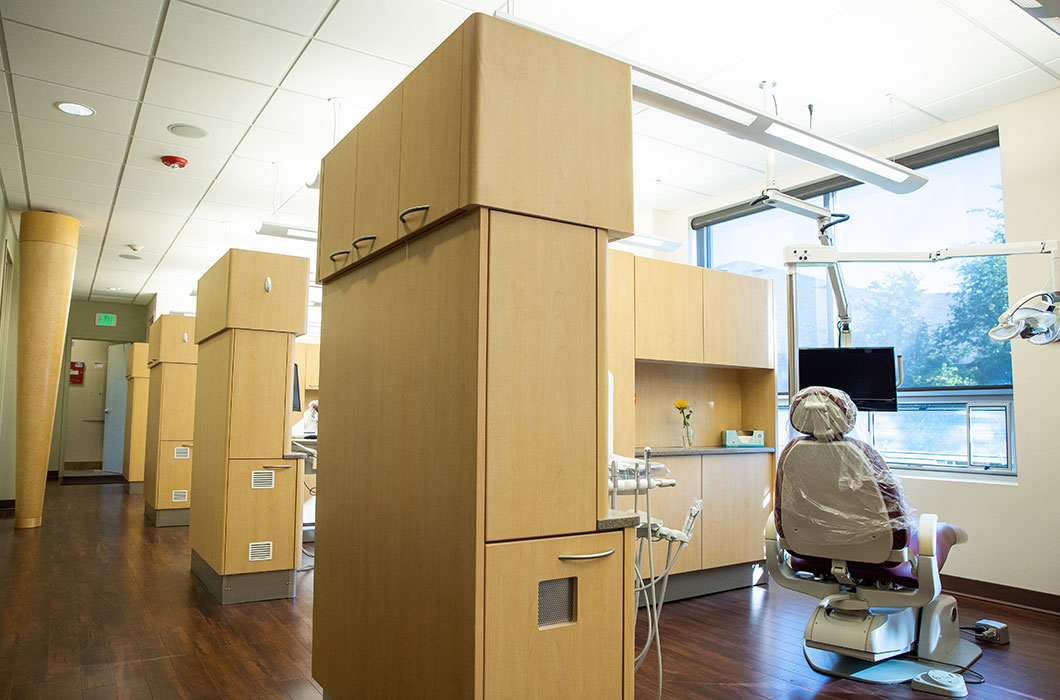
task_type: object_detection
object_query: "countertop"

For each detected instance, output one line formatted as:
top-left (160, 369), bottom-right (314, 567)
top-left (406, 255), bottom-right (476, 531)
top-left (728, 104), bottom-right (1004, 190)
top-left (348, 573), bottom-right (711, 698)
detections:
top-left (634, 446), bottom-right (775, 457)
top-left (596, 510), bottom-right (641, 531)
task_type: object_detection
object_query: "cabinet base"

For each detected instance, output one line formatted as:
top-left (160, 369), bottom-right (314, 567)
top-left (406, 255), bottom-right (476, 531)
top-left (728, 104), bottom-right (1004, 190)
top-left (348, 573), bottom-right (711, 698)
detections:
top-left (124, 480), bottom-right (143, 495)
top-left (144, 503), bottom-right (189, 527)
top-left (191, 549), bottom-right (296, 605)
top-left (644, 561), bottom-right (768, 605)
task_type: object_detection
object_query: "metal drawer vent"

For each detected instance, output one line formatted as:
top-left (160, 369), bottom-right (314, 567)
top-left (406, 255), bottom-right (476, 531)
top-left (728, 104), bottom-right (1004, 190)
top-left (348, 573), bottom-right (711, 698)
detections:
top-left (249, 541), bottom-right (273, 561)
top-left (538, 577), bottom-right (577, 628)
top-left (172, 490), bottom-right (189, 503)
top-left (251, 470), bottom-right (275, 489)
top-left (173, 446), bottom-right (190, 459)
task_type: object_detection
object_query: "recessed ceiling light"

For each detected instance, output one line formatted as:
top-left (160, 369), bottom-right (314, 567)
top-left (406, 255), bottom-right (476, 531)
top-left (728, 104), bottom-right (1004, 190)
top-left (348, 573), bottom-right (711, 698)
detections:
top-left (57, 102), bottom-right (94, 117)
top-left (107, 287), bottom-right (123, 291)
top-left (167, 123), bottom-right (209, 139)
top-left (118, 253), bottom-right (142, 260)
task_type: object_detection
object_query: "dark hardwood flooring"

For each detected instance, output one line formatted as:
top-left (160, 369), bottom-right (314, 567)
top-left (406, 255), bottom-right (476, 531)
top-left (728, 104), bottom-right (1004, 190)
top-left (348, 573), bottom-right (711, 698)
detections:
top-left (2, 482), bottom-right (1057, 699)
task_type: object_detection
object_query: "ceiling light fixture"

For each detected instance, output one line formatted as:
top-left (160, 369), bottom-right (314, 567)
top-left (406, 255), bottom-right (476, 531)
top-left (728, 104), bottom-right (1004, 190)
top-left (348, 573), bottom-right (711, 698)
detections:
top-left (494, 12), bottom-right (927, 194)
top-left (1009, 0), bottom-right (1060, 35)
top-left (118, 253), bottom-right (142, 260)
top-left (256, 221), bottom-right (317, 241)
top-left (167, 123), bottom-right (209, 139)
top-left (107, 287), bottom-right (123, 291)
top-left (608, 234), bottom-right (682, 253)
top-left (56, 102), bottom-right (94, 117)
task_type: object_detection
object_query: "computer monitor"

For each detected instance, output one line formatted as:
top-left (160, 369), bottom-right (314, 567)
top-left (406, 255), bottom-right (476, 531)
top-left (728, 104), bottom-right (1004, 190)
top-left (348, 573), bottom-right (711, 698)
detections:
top-left (798, 347), bottom-right (898, 412)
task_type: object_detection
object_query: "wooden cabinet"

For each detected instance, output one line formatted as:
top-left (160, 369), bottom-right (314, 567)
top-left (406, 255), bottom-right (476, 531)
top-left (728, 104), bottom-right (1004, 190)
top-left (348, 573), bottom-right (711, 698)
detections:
top-left (223, 459), bottom-right (299, 575)
top-left (634, 256), bottom-right (704, 364)
top-left (126, 342), bottom-right (149, 379)
top-left (228, 330), bottom-right (291, 460)
top-left (701, 453), bottom-right (773, 569)
top-left (315, 13), bottom-right (633, 283)
top-left (144, 359), bottom-right (196, 518)
top-left (317, 129), bottom-right (357, 280)
top-left (195, 249), bottom-right (308, 343)
top-left (616, 455), bottom-right (703, 574)
top-left (607, 251), bottom-right (635, 457)
top-left (303, 342), bottom-right (319, 389)
top-left (148, 314), bottom-right (196, 365)
top-left (703, 268), bottom-right (774, 368)
top-left (485, 531), bottom-right (625, 699)
top-left (153, 440), bottom-right (193, 509)
top-left (122, 342), bottom-right (150, 487)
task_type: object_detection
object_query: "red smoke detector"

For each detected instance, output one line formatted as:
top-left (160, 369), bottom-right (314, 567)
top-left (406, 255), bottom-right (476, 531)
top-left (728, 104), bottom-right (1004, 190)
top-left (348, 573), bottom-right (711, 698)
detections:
top-left (161, 155), bottom-right (188, 169)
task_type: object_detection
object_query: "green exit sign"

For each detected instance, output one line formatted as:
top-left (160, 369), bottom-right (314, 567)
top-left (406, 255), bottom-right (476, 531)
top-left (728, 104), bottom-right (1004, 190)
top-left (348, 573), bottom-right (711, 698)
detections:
top-left (95, 313), bottom-right (117, 327)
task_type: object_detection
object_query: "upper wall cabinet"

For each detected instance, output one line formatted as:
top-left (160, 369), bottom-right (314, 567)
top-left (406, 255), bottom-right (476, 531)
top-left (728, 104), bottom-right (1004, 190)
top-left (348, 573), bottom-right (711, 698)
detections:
top-left (316, 13), bottom-right (633, 283)
top-left (634, 256), bottom-right (704, 364)
top-left (703, 268), bottom-right (774, 369)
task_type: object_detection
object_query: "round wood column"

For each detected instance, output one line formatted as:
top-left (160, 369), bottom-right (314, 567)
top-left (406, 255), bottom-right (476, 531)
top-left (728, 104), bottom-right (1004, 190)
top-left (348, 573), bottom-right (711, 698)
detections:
top-left (15, 211), bottom-right (79, 529)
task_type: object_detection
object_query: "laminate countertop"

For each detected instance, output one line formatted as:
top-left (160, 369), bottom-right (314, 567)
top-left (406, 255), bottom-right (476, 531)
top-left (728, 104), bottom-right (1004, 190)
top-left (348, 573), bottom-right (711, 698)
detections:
top-left (634, 447), bottom-right (775, 458)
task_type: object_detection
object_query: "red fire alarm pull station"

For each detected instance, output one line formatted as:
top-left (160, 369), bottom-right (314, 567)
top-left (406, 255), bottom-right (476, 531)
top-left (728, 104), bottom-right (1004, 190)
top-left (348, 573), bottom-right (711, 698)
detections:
top-left (70, 361), bottom-right (85, 384)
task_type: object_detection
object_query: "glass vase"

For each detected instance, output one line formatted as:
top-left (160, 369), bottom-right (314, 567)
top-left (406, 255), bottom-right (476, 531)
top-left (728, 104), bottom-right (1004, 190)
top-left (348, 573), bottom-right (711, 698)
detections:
top-left (682, 423), bottom-right (694, 448)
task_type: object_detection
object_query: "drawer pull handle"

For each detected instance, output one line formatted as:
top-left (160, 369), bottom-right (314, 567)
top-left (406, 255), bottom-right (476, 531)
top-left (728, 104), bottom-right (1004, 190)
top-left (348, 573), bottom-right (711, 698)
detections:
top-left (398, 204), bottom-right (430, 223)
top-left (352, 235), bottom-right (376, 249)
top-left (262, 464), bottom-right (293, 469)
top-left (329, 249), bottom-right (351, 262)
top-left (558, 549), bottom-right (615, 561)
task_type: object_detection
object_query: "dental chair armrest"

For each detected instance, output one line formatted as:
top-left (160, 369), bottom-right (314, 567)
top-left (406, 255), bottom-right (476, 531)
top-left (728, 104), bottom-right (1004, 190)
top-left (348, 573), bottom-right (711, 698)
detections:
top-left (764, 513), bottom-right (842, 598)
top-left (918, 513), bottom-right (939, 557)
top-left (860, 513), bottom-right (941, 609)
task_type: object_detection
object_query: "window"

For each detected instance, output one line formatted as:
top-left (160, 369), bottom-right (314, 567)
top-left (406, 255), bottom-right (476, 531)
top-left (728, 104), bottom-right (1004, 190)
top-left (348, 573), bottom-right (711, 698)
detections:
top-left (697, 137), bottom-right (1015, 475)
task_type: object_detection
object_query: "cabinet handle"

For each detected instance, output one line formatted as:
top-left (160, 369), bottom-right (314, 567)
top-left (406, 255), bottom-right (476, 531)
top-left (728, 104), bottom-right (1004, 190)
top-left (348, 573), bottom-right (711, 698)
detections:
top-left (329, 249), bottom-right (351, 262)
top-left (558, 549), bottom-right (615, 561)
top-left (263, 464), bottom-right (293, 470)
top-left (398, 205), bottom-right (430, 223)
top-left (352, 235), bottom-right (376, 249)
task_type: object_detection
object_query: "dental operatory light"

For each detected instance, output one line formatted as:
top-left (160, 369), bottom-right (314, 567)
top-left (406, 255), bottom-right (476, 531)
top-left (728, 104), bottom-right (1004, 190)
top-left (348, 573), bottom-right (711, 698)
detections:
top-left (989, 291), bottom-right (1060, 344)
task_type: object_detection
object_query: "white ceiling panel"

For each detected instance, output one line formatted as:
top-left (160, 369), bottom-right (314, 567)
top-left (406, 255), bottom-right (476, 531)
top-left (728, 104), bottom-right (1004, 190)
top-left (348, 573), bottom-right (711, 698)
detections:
top-left (233, 125), bottom-right (330, 167)
top-left (281, 40), bottom-right (410, 108)
top-left (940, 0), bottom-right (1017, 25)
top-left (3, 22), bottom-right (148, 100)
top-left (97, 246), bottom-right (162, 272)
top-left (5, 191), bottom-right (28, 210)
top-left (0, 73), bottom-right (11, 112)
top-left (688, 168), bottom-right (769, 199)
top-left (144, 60), bottom-right (273, 123)
top-left (516, 0), bottom-right (674, 52)
top-left (26, 173), bottom-right (115, 205)
top-left (89, 268), bottom-right (151, 291)
top-left (278, 188), bottom-right (320, 221)
top-left (445, 0), bottom-right (507, 11)
top-left (216, 155), bottom-right (283, 190)
top-left (2, 169), bottom-right (25, 195)
top-left (162, 243), bottom-right (215, 269)
top-left (115, 186), bottom-right (202, 218)
top-left (204, 179), bottom-right (276, 211)
top-left (11, 75), bottom-right (138, 135)
top-left (256, 89), bottom-right (339, 138)
top-left (133, 103), bottom-right (249, 155)
top-left (835, 108), bottom-right (944, 151)
top-left (316, 0), bottom-right (468, 67)
top-left (922, 68), bottom-right (1058, 122)
top-left (0, 143), bottom-right (19, 171)
top-left (176, 217), bottom-right (240, 248)
top-left (183, 0), bottom-right (334, 35)
top-left (22, 149), bottom-right (121, 187)
top-left (1, 0), bottom-right (164, 54)
top-left (32, 198), bottom-right (111, 235)
top-left (107, 207), bottom-right (188, 251)
top-left (126, 137), bottom-right (229, 180)
top-left (120, 165), bottom-right (213, 201)
top-left (633, 178), bottom-right (710, 212)
top-left (17, 116), bottom-right (129, 163)
top-left (157, 2), bottom-right (306, 85)
top-left (986, 8), bottom-right (1060, 64)
top-left (634, 133), bottom-right (752, 189)
top-left (193, 198), bottom-right (272, 225)
top-left (0, 113), bottom-right (16, 145)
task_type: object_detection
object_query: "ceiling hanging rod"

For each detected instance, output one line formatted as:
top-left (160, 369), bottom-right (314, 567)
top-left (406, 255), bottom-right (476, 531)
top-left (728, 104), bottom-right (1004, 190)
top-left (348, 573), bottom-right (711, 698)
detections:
top-left (493, 12), bottom-right (928, 195)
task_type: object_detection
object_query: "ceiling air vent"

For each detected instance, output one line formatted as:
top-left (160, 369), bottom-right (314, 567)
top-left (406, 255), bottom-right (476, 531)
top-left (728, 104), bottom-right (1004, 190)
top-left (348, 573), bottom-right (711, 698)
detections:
top-left (172, 490), bottom-right (189, 503)
top-left (249, 541), bottom-right (273, 562)
top-left (251, 470), bottom-right (275, 489)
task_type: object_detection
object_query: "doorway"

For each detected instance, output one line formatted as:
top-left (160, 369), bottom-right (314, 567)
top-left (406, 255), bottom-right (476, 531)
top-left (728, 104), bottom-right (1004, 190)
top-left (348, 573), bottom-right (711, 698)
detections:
top-left (60, 339), bottom-right (128, 484)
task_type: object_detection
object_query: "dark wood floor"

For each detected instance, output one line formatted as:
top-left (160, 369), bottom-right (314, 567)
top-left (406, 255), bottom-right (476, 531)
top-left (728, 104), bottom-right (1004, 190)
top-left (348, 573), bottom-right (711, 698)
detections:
top-left (2, 483), bottom-right (1058, 699)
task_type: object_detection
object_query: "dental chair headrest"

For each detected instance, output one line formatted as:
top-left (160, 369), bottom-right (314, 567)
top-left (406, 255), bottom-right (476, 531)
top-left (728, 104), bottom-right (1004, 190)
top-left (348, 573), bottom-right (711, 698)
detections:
top-left (789, 386), bottom-right (857, 441)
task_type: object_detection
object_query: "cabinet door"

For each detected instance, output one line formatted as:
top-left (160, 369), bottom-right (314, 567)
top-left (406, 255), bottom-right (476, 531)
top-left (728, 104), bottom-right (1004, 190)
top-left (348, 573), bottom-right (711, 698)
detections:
top-left (615, 455), bottom-right (702, 574)
top-left (318, 129), bottom-right (357, 282)
top-left (353, 87), bottom-right (403, 260)
top-left (634, 257), bottom-right (704, 364)
top-left (701, 453), bottom-right (773, 569)
top-left (398, 26), bottom-right (462, 236)
top-left (228, 330), bottom-right (289, 459)
top-left (155, 440), bottom-right (193, 509)
top-left (224, 459), bottom-right (299, 574)
top-left (703, 269), bottom-right (774, 368)
top-left (485, 532), bottom-right (624, 700)
top-left (607, 250), bottom-right (635, 457)
top-left (304, 343), bottom-right (319, 389)
top-left (159, 363), bottom-right (196, 441)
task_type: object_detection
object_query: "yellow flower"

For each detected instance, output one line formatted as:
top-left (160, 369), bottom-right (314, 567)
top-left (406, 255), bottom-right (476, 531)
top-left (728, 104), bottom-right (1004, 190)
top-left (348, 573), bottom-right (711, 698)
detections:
top-left (674, 400), bottom-right (688, 410)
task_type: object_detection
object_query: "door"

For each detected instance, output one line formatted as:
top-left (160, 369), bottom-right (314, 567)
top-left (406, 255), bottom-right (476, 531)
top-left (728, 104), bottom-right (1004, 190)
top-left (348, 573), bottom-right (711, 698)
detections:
top-left (101, 343), bottom-right (127, 473)
top-left (63, 339), bottom-right (110, 472)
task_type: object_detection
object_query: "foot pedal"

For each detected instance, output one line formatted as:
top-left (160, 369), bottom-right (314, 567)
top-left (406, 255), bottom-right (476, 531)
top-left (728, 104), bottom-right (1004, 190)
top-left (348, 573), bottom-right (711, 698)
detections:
top-left (911, 670), bottom-right (967, 697)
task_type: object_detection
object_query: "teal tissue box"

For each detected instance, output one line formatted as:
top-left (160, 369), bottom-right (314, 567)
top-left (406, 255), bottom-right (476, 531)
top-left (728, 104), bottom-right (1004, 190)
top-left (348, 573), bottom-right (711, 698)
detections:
top-left (724, 430), bottom-right (764, 447)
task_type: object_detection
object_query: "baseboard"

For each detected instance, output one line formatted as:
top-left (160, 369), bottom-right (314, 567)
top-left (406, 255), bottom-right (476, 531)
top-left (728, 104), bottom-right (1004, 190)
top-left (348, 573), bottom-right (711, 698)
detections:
top-left (942, 574), bottom-right (1060, 616)
top-left (0, 499), bottom-right (13, 517)
top-left (65, 461), bottom-right (103, 470)
top-left (47, 471), bottom-right (59, 481)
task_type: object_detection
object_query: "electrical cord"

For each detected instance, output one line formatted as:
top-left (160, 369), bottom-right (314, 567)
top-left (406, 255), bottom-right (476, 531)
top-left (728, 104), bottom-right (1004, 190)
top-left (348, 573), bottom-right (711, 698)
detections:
top-left (818, 212), bottom-right (850, 234)
top-left (900, 655), bottom-right (986, 685)
top-left (749, 194), bottom-right (769, 207)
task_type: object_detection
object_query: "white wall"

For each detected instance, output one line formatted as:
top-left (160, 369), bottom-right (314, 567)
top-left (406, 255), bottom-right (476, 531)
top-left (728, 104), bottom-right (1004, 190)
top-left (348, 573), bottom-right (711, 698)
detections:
top-left (663, 87), bottom-right (1060, 596)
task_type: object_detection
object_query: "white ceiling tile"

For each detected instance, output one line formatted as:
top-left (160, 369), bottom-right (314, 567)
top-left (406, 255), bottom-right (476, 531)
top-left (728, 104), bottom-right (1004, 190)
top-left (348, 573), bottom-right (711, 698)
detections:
top-left (921, 68), bottom-right (1058, 122)
top-left (183, 0), bottom-right (333, 35)
top-left (115, 186), bottom-right (201, 217)
top-left (0, 143), bottom-right (19, 171)
top-left (634, 133), bottom-right (753, 189)
top-left (144, 60), bottom-right (273, 123)
top-left (517, 0), bottom-right (675, 51)
top-left (0, 113), bottom-right (16, 145)
top-left (442, 0), bottom-right (505, 10)
top-left (157, 2), bottom-right (306, 85)
top-left (278, 188), bottom-right (319, 221)
top-left (2, 169), bottom-right (25, 195)
top-left (5, 192), bottom-right (28, 210)
top-left (3, 22), bottom-right (148, 100)
top-left (193, 198), bottom-right (272, 225)
top-left (97, 246), bottom-right (162, 272)
top-left (836, 109), bottom-right (944, 151)
top-left (316, 0), bottom-right (468, 66)
top-left (688, 168), bottom-right (769, 199)
top-left (633, 108), bottom-right (725, 152)
top-left (233, 125), bottom-right (330, 168)
top-left (120, 165), bottom-right (213, 199)
top-left (27, 173), bottom-right (115, 206)
top-left (107, 208), bottom-right (188, 251)
top-left (0, 74), bottom-right (11, 112)
top-left (30, 198), bottom-right (111, 235)
top-left (162, 243), bottom-right (214, 269)
top-left (1, 0), bottom-right (164, 53)
top-left (17, 115), bottom-right (129, 163)
top-left (89, 268), bottom-right (151, 291)
top-left (204, 179), bottom-right (275, 211)
top-left (281, 40), bottom-right (410, 108)
top-left (632, 177), bottom-right (710, 212)
top-left (943, 0), bottom-right (1017, 25)
top-left (133, 103), bottom-right (249, 154)
top-left (23, 149), bottom-right (121, 187)
top-left (10, 75), bottom-right (138, 135)
top-left (126, 137), bottom-right (229, 180)
top-left (176, 217), bottom-right (240, 247)
top-left (256, 89), bottom-right (341, 138)
top-left (216, 155), bottom-right (282, 190)
top-left (986, 8), bottom-right (1060, 64)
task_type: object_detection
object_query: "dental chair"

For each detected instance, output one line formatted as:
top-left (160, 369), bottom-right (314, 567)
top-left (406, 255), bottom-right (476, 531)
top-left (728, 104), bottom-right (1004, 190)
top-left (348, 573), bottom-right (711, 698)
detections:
top-left (764, 386), bottom-right (981, 685)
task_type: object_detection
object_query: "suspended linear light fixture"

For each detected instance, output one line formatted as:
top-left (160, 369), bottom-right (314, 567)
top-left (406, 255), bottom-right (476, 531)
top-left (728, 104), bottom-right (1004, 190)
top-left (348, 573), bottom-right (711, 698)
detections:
top-left (256, 222), bottom-right (317, 241)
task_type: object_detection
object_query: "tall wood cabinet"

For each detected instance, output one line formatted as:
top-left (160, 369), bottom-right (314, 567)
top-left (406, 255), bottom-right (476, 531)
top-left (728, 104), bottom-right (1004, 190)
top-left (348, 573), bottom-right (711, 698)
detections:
top-left (189, 249), bottom-right (308, 604)
top-left (313, 13), bottom-right (635, 700)
top-left (143, 315), bottom-right (197, 527)
top-left (122, 342), bottom-right (150, 494)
